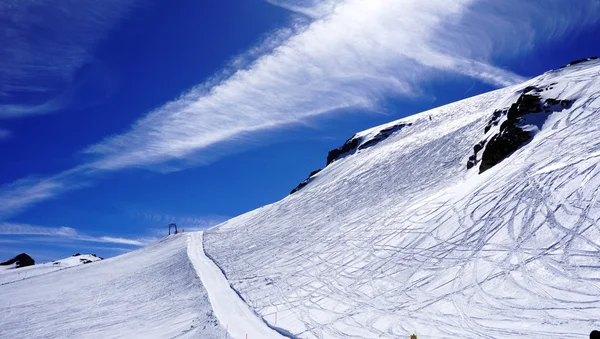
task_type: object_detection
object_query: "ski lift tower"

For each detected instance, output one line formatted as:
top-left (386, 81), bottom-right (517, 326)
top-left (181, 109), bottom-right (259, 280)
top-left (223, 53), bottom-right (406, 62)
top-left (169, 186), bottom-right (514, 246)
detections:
top-left (168, 223), bottom-right (178, 235)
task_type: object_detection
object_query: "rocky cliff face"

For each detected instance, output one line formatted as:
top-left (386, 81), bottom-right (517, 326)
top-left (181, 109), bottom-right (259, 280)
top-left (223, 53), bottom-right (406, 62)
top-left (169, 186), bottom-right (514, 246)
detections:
top-left (468, 85), bottom-right (573, 173)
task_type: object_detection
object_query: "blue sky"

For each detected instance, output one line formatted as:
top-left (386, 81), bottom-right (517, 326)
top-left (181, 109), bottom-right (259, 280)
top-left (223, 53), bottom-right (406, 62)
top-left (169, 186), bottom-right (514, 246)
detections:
top-left (1, 0), bottom-right (599, 262)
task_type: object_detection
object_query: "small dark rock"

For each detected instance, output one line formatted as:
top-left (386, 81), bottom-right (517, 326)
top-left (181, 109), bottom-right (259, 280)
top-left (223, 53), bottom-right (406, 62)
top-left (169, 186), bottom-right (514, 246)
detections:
top-left (473, 141), bottom-right (485, 154)
top-left (290, 169), bottom-right (322, 195)
top-left (466, 155), bottom-right (478, 170)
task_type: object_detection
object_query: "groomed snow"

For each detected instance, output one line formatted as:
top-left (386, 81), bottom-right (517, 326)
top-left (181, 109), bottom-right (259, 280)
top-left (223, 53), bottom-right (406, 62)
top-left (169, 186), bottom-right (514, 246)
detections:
top-left (187, 232), bottom-right (287, 339)
top-left (0, 235), bottom-right (223, 338)
top-left (204, 60), bottom-right (600, 338)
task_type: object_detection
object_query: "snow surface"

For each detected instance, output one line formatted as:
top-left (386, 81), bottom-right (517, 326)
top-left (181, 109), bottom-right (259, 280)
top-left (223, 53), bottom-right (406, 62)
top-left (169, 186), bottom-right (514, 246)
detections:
top-left (0, 254), bottom-right (102, 285)
top-left (204, 60), bottom-right (600, 338)
top-left (187, 232), bottom-right (287, 339)
top-left (0, 235), bottom-right (223, 338)
top-left (0, 263), bottom-right (16, 272)
top-left (2, 61), bottom-right (600, 339)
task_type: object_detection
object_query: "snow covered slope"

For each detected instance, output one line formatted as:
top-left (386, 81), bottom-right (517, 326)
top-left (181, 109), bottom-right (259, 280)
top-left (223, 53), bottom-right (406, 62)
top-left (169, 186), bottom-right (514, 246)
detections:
top-left (0, 254), bottom-right (102, 285)
top-left (0, 235), bottom-right (223, 339)
top-left (204, 59), bottom-right (600, 338)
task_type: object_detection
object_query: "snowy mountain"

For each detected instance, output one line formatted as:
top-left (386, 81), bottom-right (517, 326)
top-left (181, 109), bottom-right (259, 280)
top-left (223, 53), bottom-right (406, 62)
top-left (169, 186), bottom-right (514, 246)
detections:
top-left (204, 58), bottom-right (600, 338)
top-left (2, 59), bottom-right (600, 339)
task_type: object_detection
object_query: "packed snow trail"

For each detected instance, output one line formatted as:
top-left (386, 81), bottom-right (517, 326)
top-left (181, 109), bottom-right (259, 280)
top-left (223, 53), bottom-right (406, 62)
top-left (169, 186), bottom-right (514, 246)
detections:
top-left (187, 232), bottom-right (287, 339)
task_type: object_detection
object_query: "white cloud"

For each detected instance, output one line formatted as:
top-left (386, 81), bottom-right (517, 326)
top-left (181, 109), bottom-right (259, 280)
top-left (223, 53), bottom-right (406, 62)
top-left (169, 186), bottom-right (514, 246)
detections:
top-left (265, 0), bottom-right (342, 18)
top-left (0, 222), bottom-right (150, 246)
top-left (0, 178), bottom-right (67, 218)
top-left (88, 236), bottom-right (147, 246)
top-left (0, 166), bottom-right (94, 219)
top-left (0, 222), bottom-right (78, 237)
top-left (0, 0), bottom-right (140, 119)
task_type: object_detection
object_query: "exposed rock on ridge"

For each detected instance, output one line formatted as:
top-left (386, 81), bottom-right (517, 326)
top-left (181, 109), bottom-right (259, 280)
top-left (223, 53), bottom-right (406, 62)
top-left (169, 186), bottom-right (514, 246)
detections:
top-left (467, 85), bottom-right (573, 173)
top-left (0, 253), bottom-right (35, 268)
top-left (291, 122), bottom-right (412, 194)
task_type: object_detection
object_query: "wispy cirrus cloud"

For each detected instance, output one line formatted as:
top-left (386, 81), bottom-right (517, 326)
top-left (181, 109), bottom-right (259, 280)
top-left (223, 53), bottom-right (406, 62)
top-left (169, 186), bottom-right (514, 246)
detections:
top-left (0, 222), bottom-right (151, 246)
top-left (265, 0), bottom-right (341, 18)
top-left (84, 0), bottom-right (600, 171)
top-left (0, 166), bottom-right (94, 219)
top-left (0, 0), bottom-right (140, 119)
top-left (2, 0), bottom-right (600, 217)
top-left (0, 222), bottom-right (76, 237)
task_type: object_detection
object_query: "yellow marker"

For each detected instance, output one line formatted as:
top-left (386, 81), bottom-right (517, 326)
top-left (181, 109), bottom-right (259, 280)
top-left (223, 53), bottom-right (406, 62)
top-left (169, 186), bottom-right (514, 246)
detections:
top-left (410, 334), bottom-right (417, 339)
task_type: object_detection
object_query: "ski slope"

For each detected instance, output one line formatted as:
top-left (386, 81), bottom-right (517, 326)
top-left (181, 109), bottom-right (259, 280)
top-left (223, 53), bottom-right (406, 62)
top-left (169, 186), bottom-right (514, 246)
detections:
top-left (0, 235), bottom-right (223, 339)
top-left (187, 232), bottom-right (287, 339)
top-left (204, 60), bottom-right (600, 338)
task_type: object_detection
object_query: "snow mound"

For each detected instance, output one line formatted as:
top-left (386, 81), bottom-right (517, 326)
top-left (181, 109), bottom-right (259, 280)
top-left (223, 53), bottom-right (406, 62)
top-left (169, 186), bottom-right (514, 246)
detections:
top-left (204, 59), bottom-right (600, 338)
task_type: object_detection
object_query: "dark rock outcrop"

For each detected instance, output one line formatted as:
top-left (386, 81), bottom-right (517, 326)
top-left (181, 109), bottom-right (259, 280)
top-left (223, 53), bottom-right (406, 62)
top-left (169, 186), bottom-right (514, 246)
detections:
top-left (327, 136), bottom-right (361, 166)
top-left (326, 122), bottom-right (413, 166)
top-left (292, 122), bottom-right (412, 194)
top-left (0, 253), bottom-right (35, 268)
top-left (290, 169), bottom-right (322, 195)
top-left (560, 56), bottom-right (598, 69)
top-left (358, 123), bottom-right (412, 150)
top-left (466, 141), bottom-right (486, 170)
top-left (469, 87), bottom-right (574, 173)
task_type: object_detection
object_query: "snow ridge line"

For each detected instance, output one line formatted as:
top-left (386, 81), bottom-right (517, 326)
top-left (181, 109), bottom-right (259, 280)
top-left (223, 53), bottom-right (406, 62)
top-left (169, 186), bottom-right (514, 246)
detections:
top-left (187, 231), bottom-right (291, 339)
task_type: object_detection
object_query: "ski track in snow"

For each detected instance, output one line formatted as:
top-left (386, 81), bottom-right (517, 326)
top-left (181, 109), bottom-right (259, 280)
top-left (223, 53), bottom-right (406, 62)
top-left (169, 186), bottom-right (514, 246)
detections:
top-left (0, 235), bottom-right (223, 339)
top-left (187, 232), bottom-right (288, 339)
top-left (204, 61), bottom-right (600, 338)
